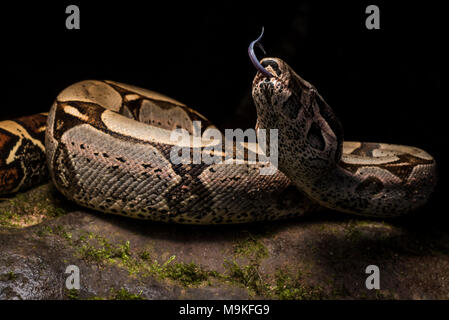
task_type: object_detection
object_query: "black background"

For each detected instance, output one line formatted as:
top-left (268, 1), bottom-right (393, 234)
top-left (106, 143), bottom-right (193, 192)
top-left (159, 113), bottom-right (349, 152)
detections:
top-left (2, 1), bottom-right (447, 226)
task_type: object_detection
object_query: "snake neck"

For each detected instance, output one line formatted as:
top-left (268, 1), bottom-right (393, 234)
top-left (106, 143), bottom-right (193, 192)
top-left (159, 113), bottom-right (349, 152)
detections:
top-left (280, 147), bottom-right (436, 217)
top-left (251, 57), bottom-right (436, 217)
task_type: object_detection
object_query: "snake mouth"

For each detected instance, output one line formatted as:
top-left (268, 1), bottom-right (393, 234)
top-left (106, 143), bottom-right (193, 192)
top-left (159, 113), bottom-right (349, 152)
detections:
top-left (260, 59), bottom-right (282, 77)
top-left (255, 58), bottom-right (289, 83)
top-left (253, 58), bottom-right (289, 94)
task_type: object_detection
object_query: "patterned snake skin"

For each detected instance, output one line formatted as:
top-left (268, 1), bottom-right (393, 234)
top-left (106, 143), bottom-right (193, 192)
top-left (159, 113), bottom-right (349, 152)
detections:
top-left (253, 58), bottom-right (436, 217)
top-left (0, 59), bottom-right (437, 224)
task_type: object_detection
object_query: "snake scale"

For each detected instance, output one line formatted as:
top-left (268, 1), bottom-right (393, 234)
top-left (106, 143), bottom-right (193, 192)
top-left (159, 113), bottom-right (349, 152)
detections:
top-left (0, 35), bottom-right (437, 224)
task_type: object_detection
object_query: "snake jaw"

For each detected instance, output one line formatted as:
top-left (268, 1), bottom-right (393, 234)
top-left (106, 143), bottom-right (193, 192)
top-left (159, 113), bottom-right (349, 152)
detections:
top-left (252, 58), bottom-right (292, 115)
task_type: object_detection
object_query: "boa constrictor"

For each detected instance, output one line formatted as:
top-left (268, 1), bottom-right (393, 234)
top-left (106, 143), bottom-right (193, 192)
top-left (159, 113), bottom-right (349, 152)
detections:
top-left (0, 39), bottom-right (437, 224)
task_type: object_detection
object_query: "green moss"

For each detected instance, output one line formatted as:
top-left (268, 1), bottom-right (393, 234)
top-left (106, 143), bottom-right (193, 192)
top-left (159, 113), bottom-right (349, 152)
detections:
top-left (0, 271), bottom-right (17, 281)
top-left (78, 234), bottom-right (131, 265)
top-left (162, 262), bottom-right (209, 287)
top-left (36, 225), bottom-right (55, 237)
top-left (0, 183), bottom-right (72, 228)
top-left (36, 225), bottom-right (74, 246)
top-left (221, 232), bottom-right (272, 297)
top-left (38, 226), bottom-right (211, 288)
top-left (0, 210), bottom-right (21, 228)
top-left (110, 288), bottom-right (144, 300)
top-left (227, 232), bottom-right (321, 299)
top-left (37, 225), bottom-right (321, 297)
top-left (223, 259), bottom-right (268, 296)
top-left (273, 269), bottom-right (323, 300)
top-left (66, 288), bottom-right (79, 300)
top-left (36, 226), bottom-right (134, 270)
top-left (139, 250), bottom-right (151, 260)
top-left (233, 233), bottom-right (268, 262)
top-left (144, 255), bottom-right (210, 287)
top-left (222, 260), bottom-right (324, 299)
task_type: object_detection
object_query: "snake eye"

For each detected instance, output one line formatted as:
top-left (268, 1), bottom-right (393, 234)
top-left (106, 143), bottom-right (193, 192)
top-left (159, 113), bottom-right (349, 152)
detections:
top-left (261, 59), bottom-right (281, 76)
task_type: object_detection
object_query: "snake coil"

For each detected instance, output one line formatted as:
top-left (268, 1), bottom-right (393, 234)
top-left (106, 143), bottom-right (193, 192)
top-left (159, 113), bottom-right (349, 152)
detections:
top-left (0, 33), bottom-right (437, 224)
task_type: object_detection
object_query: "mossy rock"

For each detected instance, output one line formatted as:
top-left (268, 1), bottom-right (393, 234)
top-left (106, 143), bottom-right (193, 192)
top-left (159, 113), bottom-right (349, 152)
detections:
top-left (1, 183), bottom-right (448, 299)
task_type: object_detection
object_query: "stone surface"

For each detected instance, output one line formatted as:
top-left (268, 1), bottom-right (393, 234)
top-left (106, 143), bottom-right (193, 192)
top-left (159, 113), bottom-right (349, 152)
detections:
top-left (0, 183), bottom-right (448, 300)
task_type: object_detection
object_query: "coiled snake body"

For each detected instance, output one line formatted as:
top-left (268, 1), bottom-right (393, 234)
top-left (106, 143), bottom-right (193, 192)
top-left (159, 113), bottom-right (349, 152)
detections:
top-left (0, 48), bottom-right (437, 224)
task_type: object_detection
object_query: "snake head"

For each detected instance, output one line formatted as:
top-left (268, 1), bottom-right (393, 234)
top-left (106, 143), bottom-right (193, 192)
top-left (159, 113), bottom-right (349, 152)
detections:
top-left (252, 57), bottom-right (344, 180)
top-left (252, 57), bottom-right (300, 121)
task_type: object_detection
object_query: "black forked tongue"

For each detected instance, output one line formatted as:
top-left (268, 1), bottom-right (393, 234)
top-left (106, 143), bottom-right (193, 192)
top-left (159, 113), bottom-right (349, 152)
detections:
top-left (261, 60), bottom-right (281, 77)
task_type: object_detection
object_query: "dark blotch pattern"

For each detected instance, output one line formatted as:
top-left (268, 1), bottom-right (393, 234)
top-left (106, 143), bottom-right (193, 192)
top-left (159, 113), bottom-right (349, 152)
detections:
top-left (355, 176), bottom-right (384, 195)
top-left (307, 122), bottom-right (326, 151)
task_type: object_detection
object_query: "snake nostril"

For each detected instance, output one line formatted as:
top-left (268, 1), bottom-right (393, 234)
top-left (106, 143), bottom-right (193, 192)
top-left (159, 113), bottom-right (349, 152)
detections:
top-left (261, 60), bottom-right (281, 76)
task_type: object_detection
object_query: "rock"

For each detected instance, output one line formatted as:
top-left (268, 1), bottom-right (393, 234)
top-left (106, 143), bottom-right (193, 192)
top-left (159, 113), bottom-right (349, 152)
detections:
top-left (0, 183), bottom-right (448, 299)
